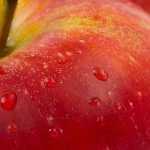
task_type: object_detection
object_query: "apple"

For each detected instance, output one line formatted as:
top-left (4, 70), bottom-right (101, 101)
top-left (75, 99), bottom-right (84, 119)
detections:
top-left (0, 0), bottom-right (150, 150)
top-left (129, 0), bottom-right (150, 13)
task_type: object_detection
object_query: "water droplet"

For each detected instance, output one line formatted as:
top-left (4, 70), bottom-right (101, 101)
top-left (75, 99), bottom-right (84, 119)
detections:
top-left (136, 91), bottom-right (143, 100)
top-left (41, 77), bottom-right (49, 88)
top-left (129, 101), bottom-right (134, 108)
top-left (47, 77), bottom-right (57, 88)
top-left (57, 52), bottom-right (67, 64)
top-left (79, 39), bottom-right (85, 44)
top-left (89, 97), bottom-right (101, 107)
top-left (7, 122), bottom-right (17, 133)
top-left (108, 91), bottom-right (112, 96)
top-left (96, 115), bottom-right (104, 122)
top-left (43, 62), bottom-right (48, 69)
top-left (134, 124), bottom-right (138, 130)
top-left (65, 51), bottom-right (73, 57)
top-left (105, 145), bottom-right (110, 150)
top-left (24, 89), bottom-right (29, 95)
top-left (47, 115), bottom-right (54, 125)
top-left (93, 67), bottom-right (109, 81)
top-left (0, 66), bottom-right (5, 75)
top-left (76, 50), bottom-right (82, 54)
top-left (48, 128), bottom-right (63, 139)
top-left (116, 103), bottom-right (122, 111)
top-left (0, 92), bottom-right (17, 111)
top-left (137, 91), bottom-right (142, 97)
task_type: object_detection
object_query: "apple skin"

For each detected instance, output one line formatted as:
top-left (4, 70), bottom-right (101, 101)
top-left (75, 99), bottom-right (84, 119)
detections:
top-left (0, 0), bottom-right (150, 150)
top-left (129, 0), bottom-right (150, 13)
top-left (121, 0), bottom-right (150, 13)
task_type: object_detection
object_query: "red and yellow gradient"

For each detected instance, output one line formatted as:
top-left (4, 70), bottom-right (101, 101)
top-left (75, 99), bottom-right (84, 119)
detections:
top-left (7, 0), bottom-right (150, 49)
top-left (0, 0), bottom-right (150, 150)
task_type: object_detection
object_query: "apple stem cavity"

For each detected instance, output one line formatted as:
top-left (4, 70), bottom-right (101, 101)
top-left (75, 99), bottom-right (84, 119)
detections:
top-left (0, 0), bottom-right (17, 57)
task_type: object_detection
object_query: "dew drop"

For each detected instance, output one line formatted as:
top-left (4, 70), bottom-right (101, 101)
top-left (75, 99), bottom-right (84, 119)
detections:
top-left (7, 122), bottom-right (17, 133)
top-left (0, 92), bottom-right (17, 111)
top-left (105, 145), bottom-right (110, 150)
top-left (89, 97), bottom-right (101, 107)
top-left (76, 50), bottom-right (82, 54)
top-left (136, 91), bottom-right (143, 100)
top-left (47, 115), bottom-right (54, 125)
top-left (128, 101), bottom-right (134, 108)
top-left (137, 91), bottom-right (142, 97)
top-left (41, 77), bottom-right (49, 88)
top-left (65, 51), bottom-right (73, 57)
top-left (79, 39), bottom-right (85, 44)
top-left (57, 52), bottom-right (67, 64)
top-left (24, 88), bottom-right (29, 95)
top-left (96, 115), bottom-right (104, 123)
top-left (108, 91), bottom-right (112, 96)
top-left (134, 124), bottom-right (138, 130)
top-left (43, 62), bottom-right (48, 69)
top-left (48, 127), bottom-right (63, 139)
top-left (93, 67), bottom-right (108, 81)
top-left (47, 77), bottom-right (57, 88)
top-left (116, 103), bottom-right (122, 110)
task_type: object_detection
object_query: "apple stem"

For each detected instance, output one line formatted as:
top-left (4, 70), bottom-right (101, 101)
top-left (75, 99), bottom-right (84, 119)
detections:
top-left (0, 0), bottom-right (17, 55)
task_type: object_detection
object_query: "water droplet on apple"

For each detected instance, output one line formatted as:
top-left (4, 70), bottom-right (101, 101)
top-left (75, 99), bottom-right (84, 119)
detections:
top-left (136, 91), bottom-right (143, 100)
top-left (116, 103), bottom-right (122, 110)
top-left (24, 88), bottom-right (29, 95)
top-left (105, 145), bottom-right (110, 150)
top-left (48, 127), bottom-right (63, 139)
top-left (134, 124), bottom-right (139, 130)
top-left (47, 77), bottom-right (57, 88)
top-left (43, 62), bottom-right (48, 69)
top-left (108, 91), bottom-right (112, 96)
top-left (65, 51), bottom-right (73, 57)
top-left (47, 115), bottom-right (54, 125)
top-left (93, 67), bottom-right (108, 81)
top-left (96, 115), bottom-right (104, 123)
top-left (7, 122), bottom-right (17, 133)
top-left (76, 50), bottom-right (82, 54)
top-left (0, 92), bottom-right (17, 111)
top-left (79, 39), bottom-right (85, 44)
top-left (128, 101), bottom-right (134, 108)
top-left (41, 77), bottom-right (49, 88)
top-left (57, 52), bottom-right (67, 64)
top-left (89, 97), bottom-right (101, 107)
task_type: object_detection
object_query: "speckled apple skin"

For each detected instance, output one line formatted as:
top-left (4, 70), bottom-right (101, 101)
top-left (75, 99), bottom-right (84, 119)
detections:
top-left (0, 0), bottom-right (150, 150)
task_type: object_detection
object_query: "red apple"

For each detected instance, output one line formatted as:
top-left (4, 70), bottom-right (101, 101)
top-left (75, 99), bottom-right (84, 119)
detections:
top-left (122, 0), bottom-right (150, 13)
top-left (0, 0), bottom-right (7, 41)
top-left (131, 0), bottom-right (150, 13)
top-left (0, 0), bottom-right (150, 150)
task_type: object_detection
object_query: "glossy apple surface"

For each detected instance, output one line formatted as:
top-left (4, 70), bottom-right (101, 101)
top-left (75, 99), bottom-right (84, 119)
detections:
top-left (0, 0), bottom-right (150, 150)
top-left (122, 0), bottom-right (150, 13)
top-left (130, 0), bottom-right (150, 13)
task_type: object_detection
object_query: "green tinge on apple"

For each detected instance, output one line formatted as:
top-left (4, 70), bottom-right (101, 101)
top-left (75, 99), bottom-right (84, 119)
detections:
top-left (6, 0), bottom-right (150, 51)
top-left (6, 0), bottom-right (108, 49)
